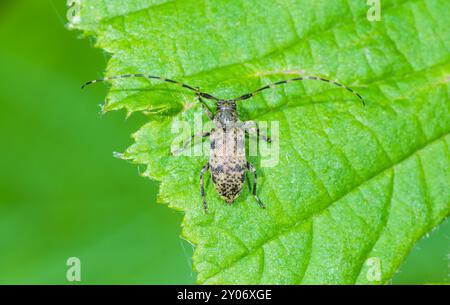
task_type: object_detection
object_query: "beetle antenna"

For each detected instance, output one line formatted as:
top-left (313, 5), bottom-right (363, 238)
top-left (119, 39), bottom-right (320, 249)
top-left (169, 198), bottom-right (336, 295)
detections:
top-left (233, 75), bottom-right (365, 106)
top-left (81, 74), bottom-right (220, 101)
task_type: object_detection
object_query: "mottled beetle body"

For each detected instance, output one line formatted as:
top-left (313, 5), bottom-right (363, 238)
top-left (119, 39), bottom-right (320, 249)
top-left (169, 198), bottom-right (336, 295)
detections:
top-left (196, 100), bottom-right (268, 212)
top-left (82, 74), bottom-right (365, 213)
top-left (209, 104), bottom-right (247, 204)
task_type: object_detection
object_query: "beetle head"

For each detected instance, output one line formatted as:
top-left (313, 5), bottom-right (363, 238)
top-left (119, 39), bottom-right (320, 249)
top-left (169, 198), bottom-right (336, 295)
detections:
top-left (217, 100), bottom-right (237, 111)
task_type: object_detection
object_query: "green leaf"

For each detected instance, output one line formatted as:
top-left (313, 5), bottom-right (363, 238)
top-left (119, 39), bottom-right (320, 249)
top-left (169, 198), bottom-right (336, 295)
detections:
top-left (72, 0), bottom-right (450, 284)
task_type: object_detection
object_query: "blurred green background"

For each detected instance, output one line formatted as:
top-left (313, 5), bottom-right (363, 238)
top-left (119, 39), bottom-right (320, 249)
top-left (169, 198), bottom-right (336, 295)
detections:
top-left (0, 1), bottom-right (448, 284)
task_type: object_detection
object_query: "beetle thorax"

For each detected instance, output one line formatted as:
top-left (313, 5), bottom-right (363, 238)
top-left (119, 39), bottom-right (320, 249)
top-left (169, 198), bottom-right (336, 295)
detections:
top-left (214, 100), bottom-right (238, 128)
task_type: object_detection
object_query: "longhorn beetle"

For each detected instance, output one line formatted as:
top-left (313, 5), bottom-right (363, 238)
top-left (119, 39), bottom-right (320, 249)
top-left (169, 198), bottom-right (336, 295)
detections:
top-left (82, 74), bottom-right (364, 213)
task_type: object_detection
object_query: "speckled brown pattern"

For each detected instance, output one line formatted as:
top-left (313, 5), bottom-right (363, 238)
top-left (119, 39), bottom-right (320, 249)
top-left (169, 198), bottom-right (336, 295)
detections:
top-left (197, 100), bottom-right (269, 213)
top-left (209, 126), bottom-right (247, 204)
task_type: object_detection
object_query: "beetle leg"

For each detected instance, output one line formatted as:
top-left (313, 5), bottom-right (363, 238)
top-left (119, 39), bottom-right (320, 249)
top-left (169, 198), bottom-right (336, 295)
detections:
top-left (196, 94), bottom-right (214, 120)
top-left (241, 121), bottom-right (271, 143)
top-left (172, 131), bottom-right (210, 155)
top-left (200, 163), bottom-right (210, 213)
top-left (247, 162), bottom-right (265, 209)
